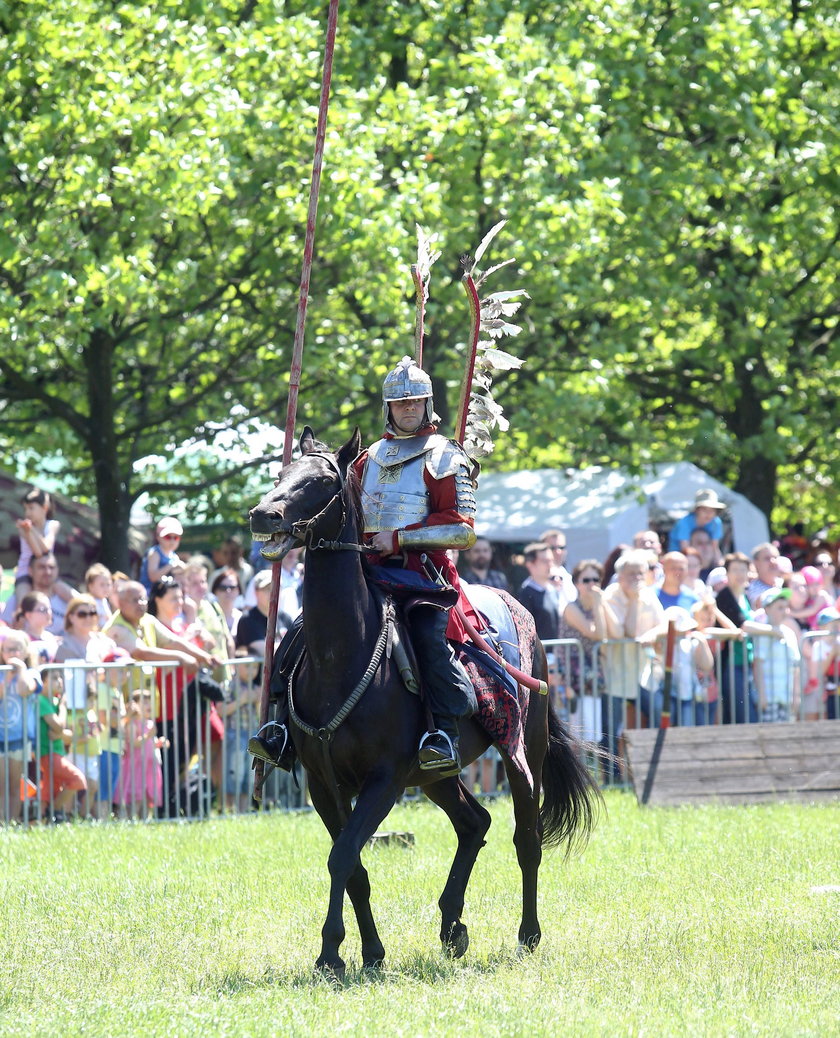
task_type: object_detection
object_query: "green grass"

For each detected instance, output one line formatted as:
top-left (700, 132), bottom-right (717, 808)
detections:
top-left (1, 792), bottom-right (838, 1037)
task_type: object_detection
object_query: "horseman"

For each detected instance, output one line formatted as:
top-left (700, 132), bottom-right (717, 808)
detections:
top-left (249, 355), bottom-right (480, 776)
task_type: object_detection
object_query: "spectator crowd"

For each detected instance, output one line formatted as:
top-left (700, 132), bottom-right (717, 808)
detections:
top-left (0, 493), bottom-right (303, 825)
top-left (1, 484), bottom-right (838, 820)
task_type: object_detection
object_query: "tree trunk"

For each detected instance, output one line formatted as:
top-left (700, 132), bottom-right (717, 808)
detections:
top-left (86, 329), bottom-right (135, 572)
top-left (735, 455), bottom-right (777, 529)
top-left (729, 357), bottom-right (777, 525)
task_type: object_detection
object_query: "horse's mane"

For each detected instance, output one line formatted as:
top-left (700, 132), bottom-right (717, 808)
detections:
top-left (343, 461), bottom-right (364, 536)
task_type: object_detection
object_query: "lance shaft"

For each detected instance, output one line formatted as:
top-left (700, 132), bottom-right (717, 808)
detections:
top-left (255, 0), bottom-right (341, 802)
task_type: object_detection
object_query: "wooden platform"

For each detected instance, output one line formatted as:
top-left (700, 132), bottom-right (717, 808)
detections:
top-left (624, 720), bottom-right (840, 807)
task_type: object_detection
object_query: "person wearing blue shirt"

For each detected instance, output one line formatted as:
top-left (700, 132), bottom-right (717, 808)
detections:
top-left (668, 488), bottom-right (726, 554)
top-left (656, 552), bottom-right (700, 611)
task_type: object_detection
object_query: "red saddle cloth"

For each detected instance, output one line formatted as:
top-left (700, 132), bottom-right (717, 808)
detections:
top-left (458, 589), bottom-right (536, 792)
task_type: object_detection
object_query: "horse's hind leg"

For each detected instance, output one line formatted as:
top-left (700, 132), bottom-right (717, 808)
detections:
top-left (308, 773), bottom-right (397, 978)
top-left (504, 759), bottom-right (543, 952)
top-left (423, 776), bottom-right (491, 959)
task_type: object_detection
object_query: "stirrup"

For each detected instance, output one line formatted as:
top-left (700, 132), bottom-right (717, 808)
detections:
top-left (418, 729), bottom-right (458, 770)
top-left (248, 721), bottom-right (289, 766)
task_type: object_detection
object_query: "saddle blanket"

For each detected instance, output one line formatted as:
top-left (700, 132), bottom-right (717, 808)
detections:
top-left (457, 587), bottom-right (535, 792)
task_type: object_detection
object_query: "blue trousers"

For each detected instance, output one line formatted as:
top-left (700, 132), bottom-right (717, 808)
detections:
top-left (720, 663), bottom-right (758, 724)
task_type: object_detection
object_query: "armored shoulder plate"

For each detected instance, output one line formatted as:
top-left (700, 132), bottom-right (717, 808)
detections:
top-left (424, 436), bottom-right (471, 479)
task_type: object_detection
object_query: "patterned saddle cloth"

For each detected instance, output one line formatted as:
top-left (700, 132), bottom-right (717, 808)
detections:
top-left (457, 586), bottom-right (535, 791)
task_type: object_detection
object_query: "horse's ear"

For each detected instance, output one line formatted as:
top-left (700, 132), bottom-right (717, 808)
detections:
top-left (299, 427), bottom-right (318, 455)
top-left (336, 427), bottom-right (362, 473)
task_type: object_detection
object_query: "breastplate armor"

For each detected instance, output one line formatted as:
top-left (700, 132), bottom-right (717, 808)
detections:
top-left (361, 441), bottom-right (431, 532)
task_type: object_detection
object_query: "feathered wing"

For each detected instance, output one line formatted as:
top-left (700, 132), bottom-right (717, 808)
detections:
top-left (457, 221), bottom-right (529, 459)
top-left (411, 224), bottom-right (441, 365)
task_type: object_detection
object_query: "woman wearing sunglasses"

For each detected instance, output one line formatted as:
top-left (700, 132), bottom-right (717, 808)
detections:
top-left (556, 560), bottom-right (615, 763)
top-left (54, 595), bottom-right (123, 817)
top-left (211, 569), bottom-right (243, 636)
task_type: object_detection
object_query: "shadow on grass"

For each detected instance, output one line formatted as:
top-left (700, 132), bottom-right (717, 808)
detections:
top-left (205, 946), bottom-right (525, 993)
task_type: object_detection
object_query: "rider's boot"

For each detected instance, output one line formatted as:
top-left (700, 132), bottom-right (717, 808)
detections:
top-left (248, 719), bottom-right (296, 772)
top-left (418, 716), bottom-right (462, 777)
top-left (248, 618), bottom-right (304, 772)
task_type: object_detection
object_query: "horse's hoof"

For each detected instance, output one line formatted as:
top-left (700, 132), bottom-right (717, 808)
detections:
top-left (442, 921), bottom-right (469, 959)
top-left (517, 932), bottom-right (541, 956)
top-left (314, 960), bottom-right (346, 985)
top-left (362, 956), bottom-right (385, 971)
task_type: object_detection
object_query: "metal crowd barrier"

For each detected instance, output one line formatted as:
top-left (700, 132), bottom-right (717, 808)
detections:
top-left (544, 629), bottom-right (840, 789)
top-left (4, 627), bottom-right (838, 822)
top-left (1, 657), bottom-right (307, 828)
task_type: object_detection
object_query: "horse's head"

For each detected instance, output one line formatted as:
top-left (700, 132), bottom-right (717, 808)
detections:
top-left (249, 426), bottom-right (362, 561)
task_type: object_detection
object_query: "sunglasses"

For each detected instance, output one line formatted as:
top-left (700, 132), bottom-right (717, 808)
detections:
top-left (73, 609), bottom-right (98, 619)
top-left (30, 605), bottom-right (51, 614)
top-left (216, 584), bottom-right (239, 592)
top-left (579, 577), bottom-right (600, 584)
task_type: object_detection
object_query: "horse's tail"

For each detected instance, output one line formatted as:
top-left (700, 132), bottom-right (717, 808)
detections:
top-left (540, 702), bottom-right (602, 853)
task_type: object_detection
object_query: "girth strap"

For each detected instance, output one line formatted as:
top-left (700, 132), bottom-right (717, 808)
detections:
top-left (287, 596), bottom-right (395, 829)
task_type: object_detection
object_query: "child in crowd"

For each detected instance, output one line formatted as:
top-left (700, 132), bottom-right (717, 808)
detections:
top-left (37, 669), bottom-right (87, 822)
top-left (751, 588), bottom-right (801, 722)
top-left (14, 488), bottom-right (60, 596)
top-left (788, 566), bottom-right (833, 630)
top-left (85, 564), bottom-right (114, 626)
top-left (116, 691), bottom-right (168, 820)
top-left (637, 606), bottom-right (715, 727)
top-left (0, 631), bottom-right (40, 823)
top-left (803, 607), bottom-right (840, 721)
top-left (70, 687), bottom-right (104, 818)
top-left (139, 518), bottom-right (185, 593)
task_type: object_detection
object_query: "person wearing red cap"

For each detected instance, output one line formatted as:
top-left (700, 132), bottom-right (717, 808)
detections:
top-left (139, 517), bottom-right (185, 593)
top-left (789, 565), bottom-right (833, 631)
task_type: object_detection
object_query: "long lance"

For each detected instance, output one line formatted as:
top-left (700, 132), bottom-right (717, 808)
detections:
top-left (254, 0), bottom-right (341, 802)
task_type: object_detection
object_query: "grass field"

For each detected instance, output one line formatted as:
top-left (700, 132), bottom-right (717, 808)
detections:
top-left (1, 791), bottom-right (838, 1037)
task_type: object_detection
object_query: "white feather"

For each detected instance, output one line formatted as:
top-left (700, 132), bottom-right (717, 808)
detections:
top-left (472, 219), bottom-right (507, 266)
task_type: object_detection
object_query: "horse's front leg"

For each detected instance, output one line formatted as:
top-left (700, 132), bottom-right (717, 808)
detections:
top-left (310, 772), bottom-right (400, 981)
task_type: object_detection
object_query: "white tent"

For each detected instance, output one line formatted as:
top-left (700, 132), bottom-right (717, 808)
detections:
top-left (474, 461), bottom-right (769, 566)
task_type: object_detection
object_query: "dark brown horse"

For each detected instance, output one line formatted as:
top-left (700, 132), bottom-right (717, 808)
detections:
top-left (249, 427), bottom-right (599, 979)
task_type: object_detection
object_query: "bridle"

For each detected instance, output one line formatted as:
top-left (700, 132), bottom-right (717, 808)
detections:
top-left (288, 452), bottom-right (373, 554)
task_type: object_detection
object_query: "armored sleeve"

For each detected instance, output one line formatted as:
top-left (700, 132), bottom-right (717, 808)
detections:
top-left (396, 445), bottom-right (477, 552)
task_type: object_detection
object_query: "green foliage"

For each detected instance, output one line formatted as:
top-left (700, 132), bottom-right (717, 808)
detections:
top-left (0, 796), bottom-right (838, 1035)
top-left (0, 0), bottom-right (837, 562)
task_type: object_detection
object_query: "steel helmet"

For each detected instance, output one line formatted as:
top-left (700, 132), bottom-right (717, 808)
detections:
top-left (382, 356), bottom-right (435, 426)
